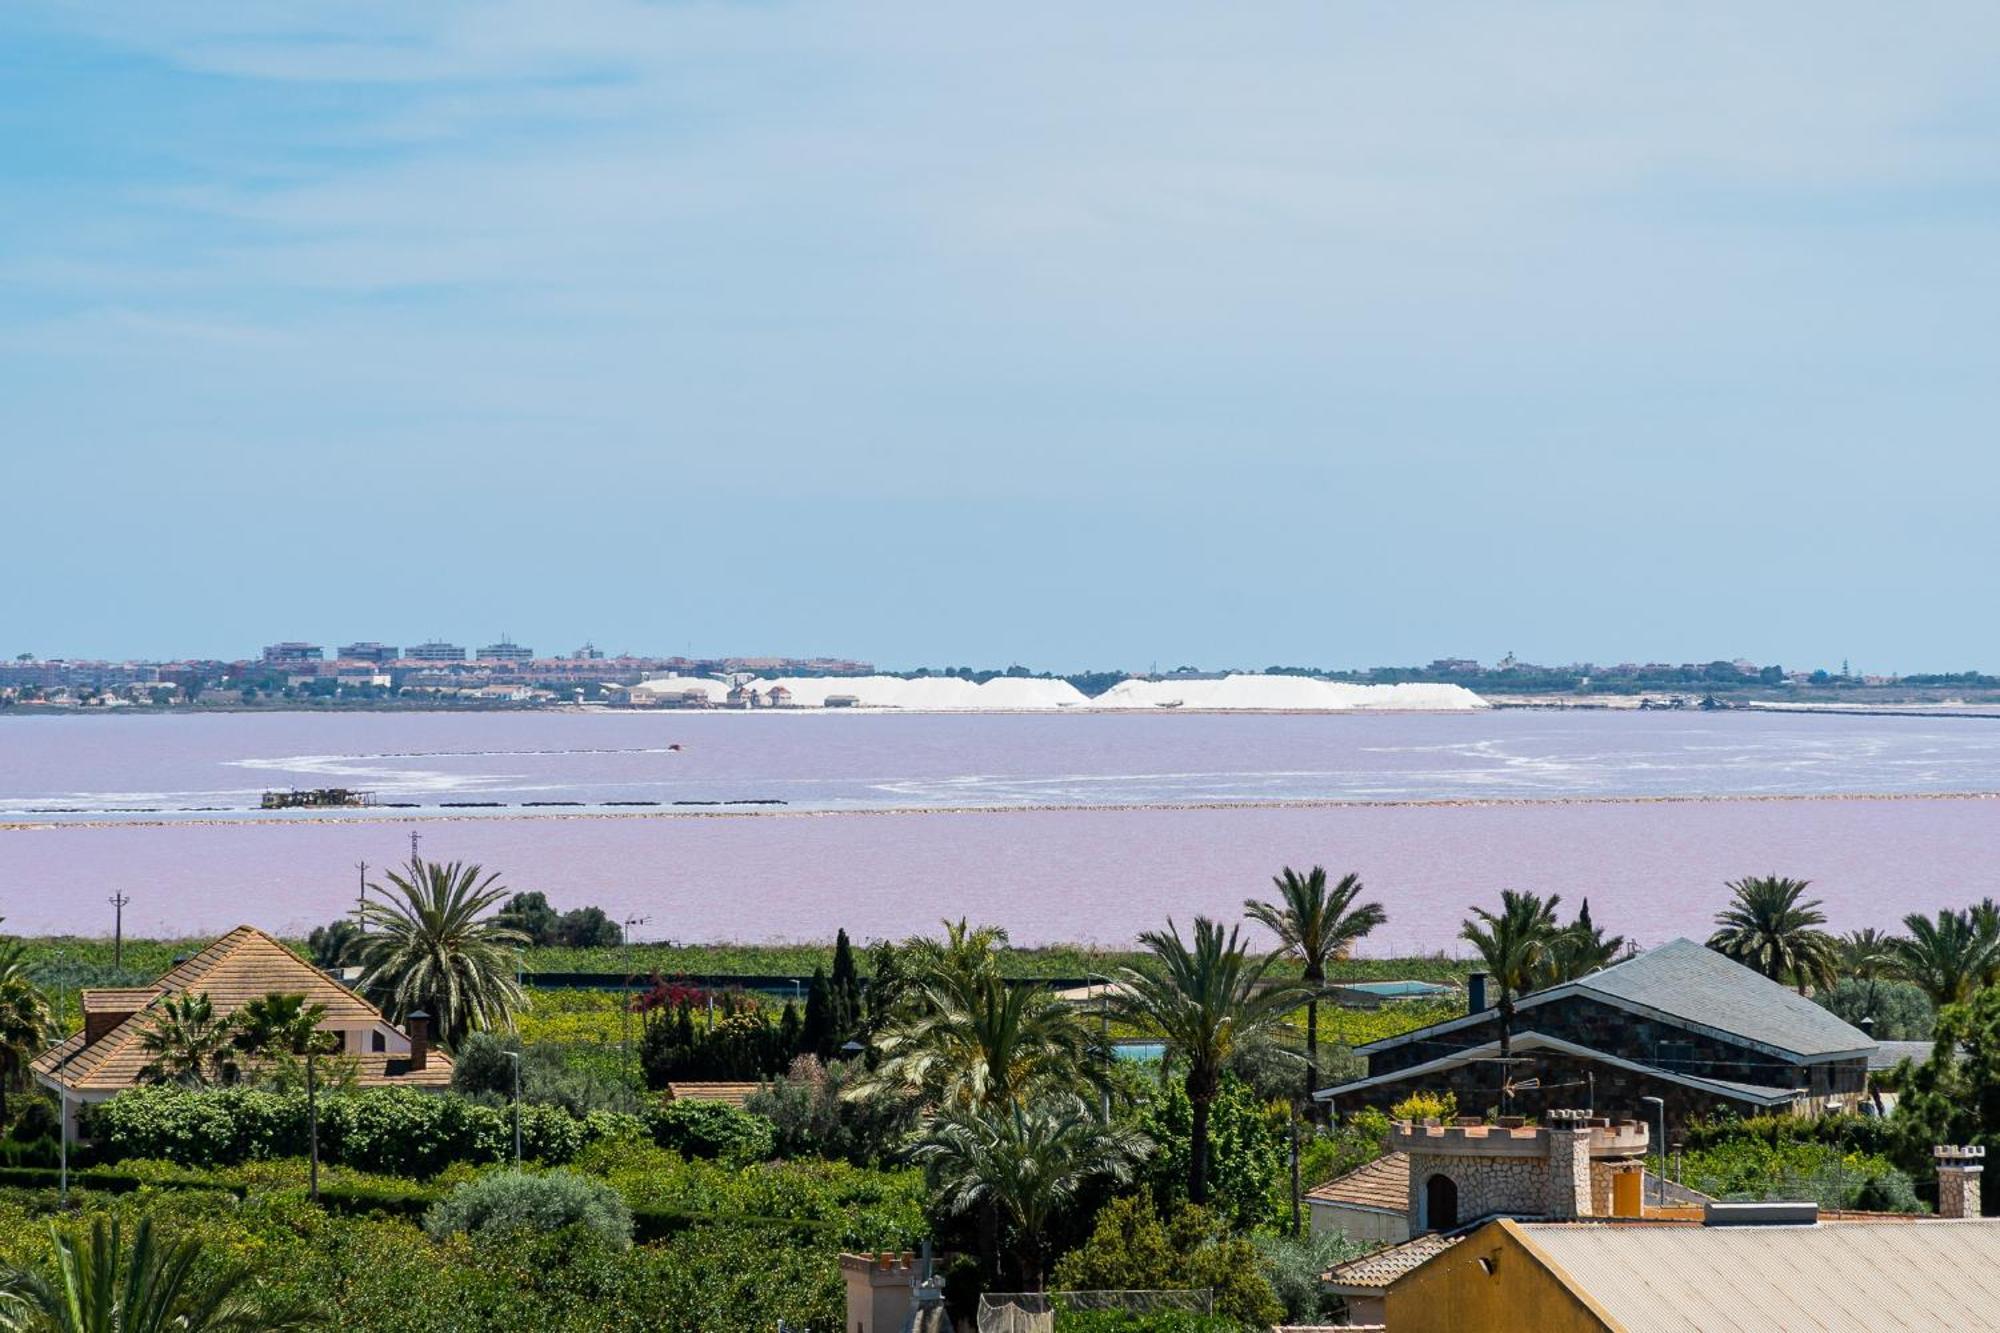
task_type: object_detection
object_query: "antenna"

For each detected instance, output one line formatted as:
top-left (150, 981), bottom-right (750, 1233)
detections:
top-left (107, 893), bottom-right (130, 970)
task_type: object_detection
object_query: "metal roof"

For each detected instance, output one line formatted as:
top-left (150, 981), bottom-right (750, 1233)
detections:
top-left (1514, 1218), bottom-right (2000, 1331)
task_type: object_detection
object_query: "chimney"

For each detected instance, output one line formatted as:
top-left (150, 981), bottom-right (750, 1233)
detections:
top-left (1937, 1145), bottom-right (1985, 1219)
top-left (406, 1010), bottom-right (430, 1072)
top-left (1467, 972), bottom-right (1489, 1015)
top-left (1860, 1015), bottom-right (1876, 1039)
top-left (1544, 1109), bottom-right (1594, 1220)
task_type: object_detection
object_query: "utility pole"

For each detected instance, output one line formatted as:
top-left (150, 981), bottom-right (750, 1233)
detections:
top-left (107, 893), bottom-right (129, 970)
top-left (621, 916), bottom-right (649, 1084)
top-left (409, 829), bottom-right (422, 863)
top-left (355, 861), bottom-right (368, 930)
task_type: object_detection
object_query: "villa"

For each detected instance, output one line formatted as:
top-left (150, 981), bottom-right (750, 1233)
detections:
top-left (31, 924), bottom-right (451, 1131)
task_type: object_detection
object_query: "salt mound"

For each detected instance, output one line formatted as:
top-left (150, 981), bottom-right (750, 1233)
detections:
top-left (973, 677), bottom-right (1091, 708)
top-left (1089, 674), bottom-right (1484, 711)
top-left (632, 675), bottom-right (730, 701)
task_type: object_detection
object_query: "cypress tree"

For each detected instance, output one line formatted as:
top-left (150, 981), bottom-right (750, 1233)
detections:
top-left (802, 966), bottom-right (834, 1056)
top-left (779, 1001), bottom-right (802, 1062)
top-left (831, 929), bottom-right (861, 1041)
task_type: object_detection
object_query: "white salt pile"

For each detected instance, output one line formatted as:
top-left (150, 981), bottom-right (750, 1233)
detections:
top-left (1089, 674), bottom-right (1486, 711)
top-left (628, 673), bottom-right (1483, 712)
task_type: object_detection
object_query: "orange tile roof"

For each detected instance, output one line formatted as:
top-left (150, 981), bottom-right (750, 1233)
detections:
top-left (1324, 1233), bottom-right (1462, 1290)
top-left (664, 1081), bottom-right (761, 1108)
top-left (32, 924), bottom-right (447, 1094)
top-left (81, 988), bottom-right (163, 1012)
top-left (1307, 1151), bottom-right (1410, 1213)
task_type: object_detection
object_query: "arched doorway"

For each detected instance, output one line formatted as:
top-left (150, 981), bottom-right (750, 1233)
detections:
top-left (1424, 1173), bottom-right (1459, 1231)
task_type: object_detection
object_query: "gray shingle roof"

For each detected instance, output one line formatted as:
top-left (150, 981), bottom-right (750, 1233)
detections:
top-left (1571, 938), bottom-right (1872, 1060)
top-left (1867, 1040), bottom-right (1932, 1071)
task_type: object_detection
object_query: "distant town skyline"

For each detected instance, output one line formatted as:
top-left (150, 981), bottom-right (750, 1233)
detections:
top-left (6, 5), bottom-right (1999, 670)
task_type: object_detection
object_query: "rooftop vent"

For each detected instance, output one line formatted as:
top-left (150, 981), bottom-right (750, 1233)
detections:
top-left (1703, 1201), bottom-right (1818, 1227)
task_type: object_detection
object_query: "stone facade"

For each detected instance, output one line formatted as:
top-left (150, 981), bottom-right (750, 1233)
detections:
top-left (1350, 993), bottom-right (1868, 1129)
top-left (1396, 1116), bottom-right (1647, 1232)
top-left (1938, 1146), bottom-right (1985, 1220)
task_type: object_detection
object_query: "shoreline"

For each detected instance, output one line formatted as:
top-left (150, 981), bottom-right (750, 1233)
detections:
top-left (5, 787), bottom-right (1997, 832)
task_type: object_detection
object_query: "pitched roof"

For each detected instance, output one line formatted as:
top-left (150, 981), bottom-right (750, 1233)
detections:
top-left (1355, 939), bottom-right (1873, 1065)
top-left (1319, 1029), bottom-right (1802, 1108)
top-left (663, 1081), bottom-right (761, 1108)
top-left (1307, 1151), bottom-right (1410, 1213)
top-left (33, 925), bottom-right (447, 1094)
top-left (1868, 1039), bottom-right (1932, 1071)
top-left (1510, 1217), bottom-right (2000, 1332)
top-left (1324, 1232), bottom-right (1461, 1290)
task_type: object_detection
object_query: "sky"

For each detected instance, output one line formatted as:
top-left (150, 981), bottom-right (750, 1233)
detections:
top-left (4, 3), bottom-right (1998, 673)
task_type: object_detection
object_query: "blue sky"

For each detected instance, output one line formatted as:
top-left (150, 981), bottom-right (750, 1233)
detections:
top-left (4, 3), bottom-right (1998, 672)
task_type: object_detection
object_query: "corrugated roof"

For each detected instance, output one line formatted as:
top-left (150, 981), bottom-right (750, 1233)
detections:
top-left (1571, 938), bottom-right (1872, 1060)
top-left (33, 925), bottom-right (446, 1093)
top-left (1307, 1151), bottom-right (1409, 1213)
top-left (1325, 1233), bottom-right (1461, 1290)
top-left (664, 1081), bottom-right (761, 1108)
top-left (1515, 1218), bottom-right (2000, 1331)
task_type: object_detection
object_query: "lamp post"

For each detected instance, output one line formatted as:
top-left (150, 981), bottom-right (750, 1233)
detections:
top-left (1086, 973), bottom-right (1119, 1123)
top-left (1640, 1095), bottom-right (1666, 1209)
top-left (505, 1051), bottom-right (522, 1169)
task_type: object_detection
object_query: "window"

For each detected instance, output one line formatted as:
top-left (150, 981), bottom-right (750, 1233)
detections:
top-left (371, 1030), bottom-right (386, 1053)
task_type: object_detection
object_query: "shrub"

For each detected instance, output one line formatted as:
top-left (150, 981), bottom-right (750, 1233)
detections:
top-left (83, 1085), bottom-right (644, 1177)
top-left (1301, 1106), bottom-right (1391, 1190)
top-left (745, 1055), bottom-right (918, 1165)
top-left (1388, 1090), bottom-right (1457, 1123)
top-left (1052, 1312), bottom-right (1241, 1332)
top-left (1817, 978), bottom-right (1934, 1041)
top-left (425, 1170), bottom-right (634, 1248)
top-left (1254, 1229), bottom-right (1372, 1323)
top-left (1050, 1191), bottom-right (1281, 1329)
top-left (645, 1100), bottom-right (774, 1165)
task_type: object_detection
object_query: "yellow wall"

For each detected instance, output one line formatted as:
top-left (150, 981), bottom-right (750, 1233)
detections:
top-left (1385, 1221), bottom-right (1611, 1333)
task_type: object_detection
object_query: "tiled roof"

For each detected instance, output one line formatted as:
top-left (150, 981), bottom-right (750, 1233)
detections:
top-left (1307, 1152), bottom-right (1409, 1212)
top-left (32, 924), bottom-right (447, 1093)
top-left (81, 988), bottom-right (163, 1011)
top-left (1570, 938), bottom-right (1873, 1060)
top-left (664, 1081), bottom-right (761, 1108)
top-left (1356, 939), bottom-right (1875, 1066)
top-left (1868, 1040), bottom-right (1932, 1071)
top-left (1323, 1233), bottom-right (1461, 1289)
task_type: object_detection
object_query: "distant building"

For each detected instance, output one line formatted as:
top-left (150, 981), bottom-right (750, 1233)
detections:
top-left (405, 641), bottom-right (467, 662)
top-left (338, 642), bottom-right (399, 663)
top-left (261, 642), bottom-right (323, 664)
top-left (1427, 658), bottom-right (1481, 674)
top-left (572, 643), bottom-right (606, 660)
top-left (476, 638), bottom-right (534, 663)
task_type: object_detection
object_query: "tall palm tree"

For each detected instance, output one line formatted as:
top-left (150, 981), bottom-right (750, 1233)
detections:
top-left (911, 1096), bottom-right (1149, 1290)
top-left (233, 994), bottom-right (341, 1201)
top-left (357, 858), bottom-right (528, 1046)
top-left (1971, 899), bottom-right (2000, 987)
top-left (1891, 910), bottom-right (1997, 1009)
top-left (1707, 876), bottom-right (1838, 994)
top-left (859, 968), bottom-right (1102, 1111)
top-left (137, 994), bottom-right (239, 1088)
top-left (1114, 917), bottom-right (1309, 1206)
top-left (1243, 866), bottom-right (1386, 1106)
top-left (1459, 890), bottom-right (1564, 1110)
top-left (0, 1217), bottom-right (319, 1332)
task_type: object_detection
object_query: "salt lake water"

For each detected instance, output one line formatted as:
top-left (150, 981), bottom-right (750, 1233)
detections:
top-left (1, 708), bottom-right (1996, 948)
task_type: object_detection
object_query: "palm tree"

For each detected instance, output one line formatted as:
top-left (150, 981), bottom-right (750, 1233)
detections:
top-left (0, 1216), bottom-right (319, 1332)
top-left (233, 994), bottom-right (341, 1201)
top-left (137, 994), bottom-right (239, 1088)
top-left (1243, 866), bottom-right (1386, 1107)
top-left (1114, 917), bottom-right (1309, 1206)
top-left (356, 858), bottom-right (528, 1046)
top-left (911, 1097), bottom-right (1149, 1290)
top-left (0, 956), bottom-right (50, 1124)
top-left (1972, 899), bottom-right (2000, 987)
top-left (1707, 876), bottom-right (1838, 994)
top-left (1891, 910), bottom-right (1997, 1009)
top-left (860, 967), bottom-right (1102, 1111)
top-left (1540, 898), bottom-right (1626, 986)
top-left (1459, 890), bottom-right (1564, 1110)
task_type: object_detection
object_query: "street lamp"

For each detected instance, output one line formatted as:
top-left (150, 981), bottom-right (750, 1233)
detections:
top-left (1640, 1096), bottom-right (1666, 1208)
top-left (1085, 973), bottom-right (1120, 1123)
top-left (505, 1051), bottom-right (522, 1169)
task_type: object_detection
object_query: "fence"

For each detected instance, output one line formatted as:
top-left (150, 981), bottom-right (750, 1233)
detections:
top-left (976, 1289), bottom-right (1212, 1333)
